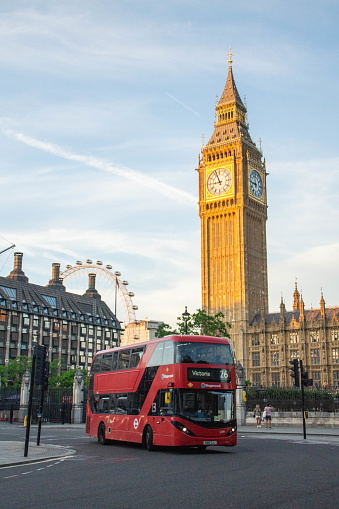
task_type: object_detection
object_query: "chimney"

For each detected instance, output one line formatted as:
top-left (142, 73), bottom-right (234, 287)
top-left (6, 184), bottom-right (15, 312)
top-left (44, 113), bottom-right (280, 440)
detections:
top-left (14, 252), bottom-right (23, 271)
top-left (47, 263), bottom-right (65, 290)
top-left (89, 274), bottom-right (96, 291)
top-left (7, 252), bottom-right (29, 283)
top-left (84, 273), bottom-right (101, 300)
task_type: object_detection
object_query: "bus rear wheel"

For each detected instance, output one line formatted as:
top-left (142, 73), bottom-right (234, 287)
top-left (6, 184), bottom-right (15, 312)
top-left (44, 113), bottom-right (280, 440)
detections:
top-left (143, 425), bottom-right (154, 451)
top-left (98, 422), bottom-right (108, 445)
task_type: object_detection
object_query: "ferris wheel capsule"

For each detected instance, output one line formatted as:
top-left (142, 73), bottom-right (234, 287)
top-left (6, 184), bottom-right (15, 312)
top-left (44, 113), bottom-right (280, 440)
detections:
top-left (96, 260), bottom-right (103, 265)
top-left (106, 264), bottom-right (112, 270)
top-left (132, 305), bottom-right (138, 310)
top-left (76, 261), bottom-right (82, 265)
top-left (128, 292), bottom-right (135, 297)
top-left (66, 264), bottom-right (72, 269)
top-left (86, 259), bottom-right (92, 264)
top-left (122, 281), bottom-right (129, 285)
top-left (115, 271), bottom-right (121, 276)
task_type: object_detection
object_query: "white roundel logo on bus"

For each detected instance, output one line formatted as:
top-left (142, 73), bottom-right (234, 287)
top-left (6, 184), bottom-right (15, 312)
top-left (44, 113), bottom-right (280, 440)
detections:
top-left (133, 419), bottom-right (139, 429)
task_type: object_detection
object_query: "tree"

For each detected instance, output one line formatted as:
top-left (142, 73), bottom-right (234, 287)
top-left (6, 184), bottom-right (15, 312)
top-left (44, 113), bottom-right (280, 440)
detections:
top-left (0, 356), bottom-right (89, 390)
top-left (48, 366), bottom-right (89, 388)
top-left (155, 322), bottom-right (178, 338)
top-left (156, 309), bottom-right (231, 338)
top-left (0, 356), bottom-right (32, 389)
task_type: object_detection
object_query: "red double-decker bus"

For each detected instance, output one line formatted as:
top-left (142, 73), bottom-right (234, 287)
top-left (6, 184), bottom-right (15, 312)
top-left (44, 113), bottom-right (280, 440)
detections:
top-left (86, 335), bottom-right (237, 450)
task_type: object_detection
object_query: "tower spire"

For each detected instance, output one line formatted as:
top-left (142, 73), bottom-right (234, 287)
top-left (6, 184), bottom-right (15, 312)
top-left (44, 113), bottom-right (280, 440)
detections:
top-left (293, 280), bottom-right (300, 312)
top-left (320, 288), bottom-right (325, 318)
top-left (228, 46), bottom-right (233, 68)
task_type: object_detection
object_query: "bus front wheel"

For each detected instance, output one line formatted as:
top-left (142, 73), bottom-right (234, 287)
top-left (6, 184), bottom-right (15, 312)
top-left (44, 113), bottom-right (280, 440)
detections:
top-left (143, 425), bottom-right (154, 451)
top-left (98, 422), bottom-right (108, 445)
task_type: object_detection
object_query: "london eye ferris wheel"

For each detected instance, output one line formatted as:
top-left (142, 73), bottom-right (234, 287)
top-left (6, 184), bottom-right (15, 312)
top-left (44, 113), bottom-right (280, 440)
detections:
top-left (60, 260), bottom-right (138, 326)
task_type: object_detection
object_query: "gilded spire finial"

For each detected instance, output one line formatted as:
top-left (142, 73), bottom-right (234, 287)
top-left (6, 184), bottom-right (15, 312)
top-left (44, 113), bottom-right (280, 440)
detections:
top-left (228, 46), bottom-right (233, 67)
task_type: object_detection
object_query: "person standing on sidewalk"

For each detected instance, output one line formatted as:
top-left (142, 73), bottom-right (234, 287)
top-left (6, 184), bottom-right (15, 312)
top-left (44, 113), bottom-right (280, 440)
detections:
top-left (253, 404), bottom-right (262, 427)
top-left (264, 403), bottom-right (274, 429)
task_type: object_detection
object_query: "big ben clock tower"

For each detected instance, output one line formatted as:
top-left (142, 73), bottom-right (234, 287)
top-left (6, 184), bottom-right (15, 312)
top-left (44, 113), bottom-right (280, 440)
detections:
top-left (197, 50), bottom-right (268, 367)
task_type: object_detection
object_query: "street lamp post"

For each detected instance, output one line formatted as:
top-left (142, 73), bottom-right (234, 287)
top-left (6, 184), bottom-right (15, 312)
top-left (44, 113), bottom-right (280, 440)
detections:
top-left (182, 306), bottom-right (190, 335)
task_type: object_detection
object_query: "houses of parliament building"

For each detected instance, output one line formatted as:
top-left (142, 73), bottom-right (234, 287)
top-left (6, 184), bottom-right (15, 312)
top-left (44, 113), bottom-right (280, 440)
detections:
top-left (197, 51), bottom-right (339, 389)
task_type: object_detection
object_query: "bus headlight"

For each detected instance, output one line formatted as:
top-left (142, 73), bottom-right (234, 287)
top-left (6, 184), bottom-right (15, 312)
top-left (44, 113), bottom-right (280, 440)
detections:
top-left (171, 421), bottom-right (195, 436)
top-left (225, 426), bottom-right (237, 436)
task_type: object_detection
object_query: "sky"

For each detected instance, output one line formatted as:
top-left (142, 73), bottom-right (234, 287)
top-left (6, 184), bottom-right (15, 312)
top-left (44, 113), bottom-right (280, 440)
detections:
top-left (0, 0), bottom-right (338, 328)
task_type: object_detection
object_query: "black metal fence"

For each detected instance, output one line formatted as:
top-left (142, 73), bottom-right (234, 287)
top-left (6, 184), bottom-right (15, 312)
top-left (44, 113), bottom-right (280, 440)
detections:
top-left (0, 389), bottom-right (21, 411)
top-left (246, 387), bottom-right (339, 413)
top-left (1, 387), bottom-right (88, 424)
top-left (31, 388), bottom-right (73, 424)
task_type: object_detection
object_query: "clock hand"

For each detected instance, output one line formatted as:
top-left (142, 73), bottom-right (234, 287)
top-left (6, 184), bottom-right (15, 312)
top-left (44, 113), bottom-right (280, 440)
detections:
top-left (214, 171), bottom-right (221, 184)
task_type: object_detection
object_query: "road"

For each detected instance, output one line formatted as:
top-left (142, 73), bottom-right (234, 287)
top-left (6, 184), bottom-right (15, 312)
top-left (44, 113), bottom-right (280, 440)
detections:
top-left (0, 424), bottom-right (338, 509)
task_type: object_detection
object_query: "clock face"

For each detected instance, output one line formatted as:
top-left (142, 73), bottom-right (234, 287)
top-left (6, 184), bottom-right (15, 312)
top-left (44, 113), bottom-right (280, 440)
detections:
top-left (249, 170), bottom-right (263, 198)
top-left (207, 169), bottom-right (232, 196)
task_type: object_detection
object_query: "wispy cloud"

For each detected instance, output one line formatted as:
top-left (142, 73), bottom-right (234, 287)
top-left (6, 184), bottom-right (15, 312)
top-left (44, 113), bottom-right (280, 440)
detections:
top-left (166, 92), bottom-right (200, 117)
top-left (2, 128), bottom-right (198, 206)
top-left (4, 227), bottom-right (199, 267)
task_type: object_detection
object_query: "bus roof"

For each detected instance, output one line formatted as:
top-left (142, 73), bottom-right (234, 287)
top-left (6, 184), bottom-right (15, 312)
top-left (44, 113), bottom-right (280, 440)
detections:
top-left (95, 335), bottom-right (231, 357)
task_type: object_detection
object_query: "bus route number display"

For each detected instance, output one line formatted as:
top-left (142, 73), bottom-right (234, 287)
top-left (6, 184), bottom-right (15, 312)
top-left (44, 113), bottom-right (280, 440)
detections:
top-left (187, 368), bottom-right (231, 383)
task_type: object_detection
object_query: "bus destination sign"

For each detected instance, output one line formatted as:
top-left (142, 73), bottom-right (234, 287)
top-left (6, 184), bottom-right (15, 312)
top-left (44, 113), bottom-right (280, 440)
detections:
top-left (187, 368), bottom-right (231, 383)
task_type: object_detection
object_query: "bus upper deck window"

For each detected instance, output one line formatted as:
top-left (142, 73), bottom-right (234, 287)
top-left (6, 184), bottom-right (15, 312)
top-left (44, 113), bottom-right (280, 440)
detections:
top-left (91, 354), bottom-right (102, 373)
top-left (101, 353), bottom-right (113, 372)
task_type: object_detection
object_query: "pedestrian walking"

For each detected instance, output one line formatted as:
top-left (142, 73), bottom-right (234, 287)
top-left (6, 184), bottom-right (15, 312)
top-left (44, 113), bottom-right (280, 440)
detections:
top-left (253, 404), bottom-right (262, 427)
top-left (264, 403), bottom-right (274, 429)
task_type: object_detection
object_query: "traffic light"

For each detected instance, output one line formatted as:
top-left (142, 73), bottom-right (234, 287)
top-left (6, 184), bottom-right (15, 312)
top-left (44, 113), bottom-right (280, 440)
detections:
top-left (34, 345), bottom-right (47, 387)
top-left (301, 371), bottom-right (313, 387)
top-left (289, 359), bottom-right (300, 387)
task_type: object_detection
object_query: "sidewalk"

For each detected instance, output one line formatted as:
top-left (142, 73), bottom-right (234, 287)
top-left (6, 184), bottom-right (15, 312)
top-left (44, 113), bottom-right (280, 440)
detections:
top-left (0, 441), bottom-right (76, 467)
top-left (0, 422), bottom-right (80, 467)
top-left (238, 425), bottom-right (339, 436)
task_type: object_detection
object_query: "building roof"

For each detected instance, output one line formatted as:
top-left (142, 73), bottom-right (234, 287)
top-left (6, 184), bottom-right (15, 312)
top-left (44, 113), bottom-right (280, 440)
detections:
top-left (250, 307), bottom-right (339, 327)
top-left (217, 59), bottom-right (245, 109)
top-left (203, 54), bottom-right (258, 153)
top-left (0, 253), bottom-right (121, 328)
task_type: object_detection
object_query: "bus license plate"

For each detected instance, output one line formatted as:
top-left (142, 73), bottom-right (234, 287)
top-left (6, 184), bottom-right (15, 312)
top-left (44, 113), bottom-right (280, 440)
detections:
top-left (203, 440), bottom-right (217, 445)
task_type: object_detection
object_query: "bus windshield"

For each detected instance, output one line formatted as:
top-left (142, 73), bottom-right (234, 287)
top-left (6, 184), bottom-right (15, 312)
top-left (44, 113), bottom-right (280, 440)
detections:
top-left (174, 389), bottom-right (234, 426)
top-left (175, 342), bottom-right (234, 365)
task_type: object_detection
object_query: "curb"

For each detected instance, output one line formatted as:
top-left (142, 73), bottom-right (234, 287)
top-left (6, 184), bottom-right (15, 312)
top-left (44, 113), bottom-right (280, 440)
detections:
top-left (0, 454), bottom-right (74, 469)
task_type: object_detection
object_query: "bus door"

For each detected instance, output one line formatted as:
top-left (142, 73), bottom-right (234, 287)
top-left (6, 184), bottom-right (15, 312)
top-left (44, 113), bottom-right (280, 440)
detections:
top-left (153, 390), bottom-right (174, 440)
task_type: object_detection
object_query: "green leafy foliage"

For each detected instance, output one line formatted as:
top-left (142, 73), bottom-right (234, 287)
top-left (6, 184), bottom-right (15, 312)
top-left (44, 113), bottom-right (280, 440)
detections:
top-left (154, 322), bottom-right (178, 338)
top-left (48, 361), bottom-right (89, 388)
top-left (0, 356), bottom-right (32, 389)
top-left (177, 308), bottom-right (230, 338)
top-left (155, 309), bottom-right (231, 339)
top-left (0, 356), bottom-right (88, 389)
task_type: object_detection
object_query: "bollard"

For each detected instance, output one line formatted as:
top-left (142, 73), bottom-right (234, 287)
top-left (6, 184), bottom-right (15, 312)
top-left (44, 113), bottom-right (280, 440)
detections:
top-left (10, 407), bottom-right (14, 424)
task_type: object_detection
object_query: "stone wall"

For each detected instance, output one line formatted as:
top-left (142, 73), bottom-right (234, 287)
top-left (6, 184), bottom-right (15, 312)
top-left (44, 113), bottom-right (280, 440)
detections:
top-left (245, 411), bottom-right (339, 428)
